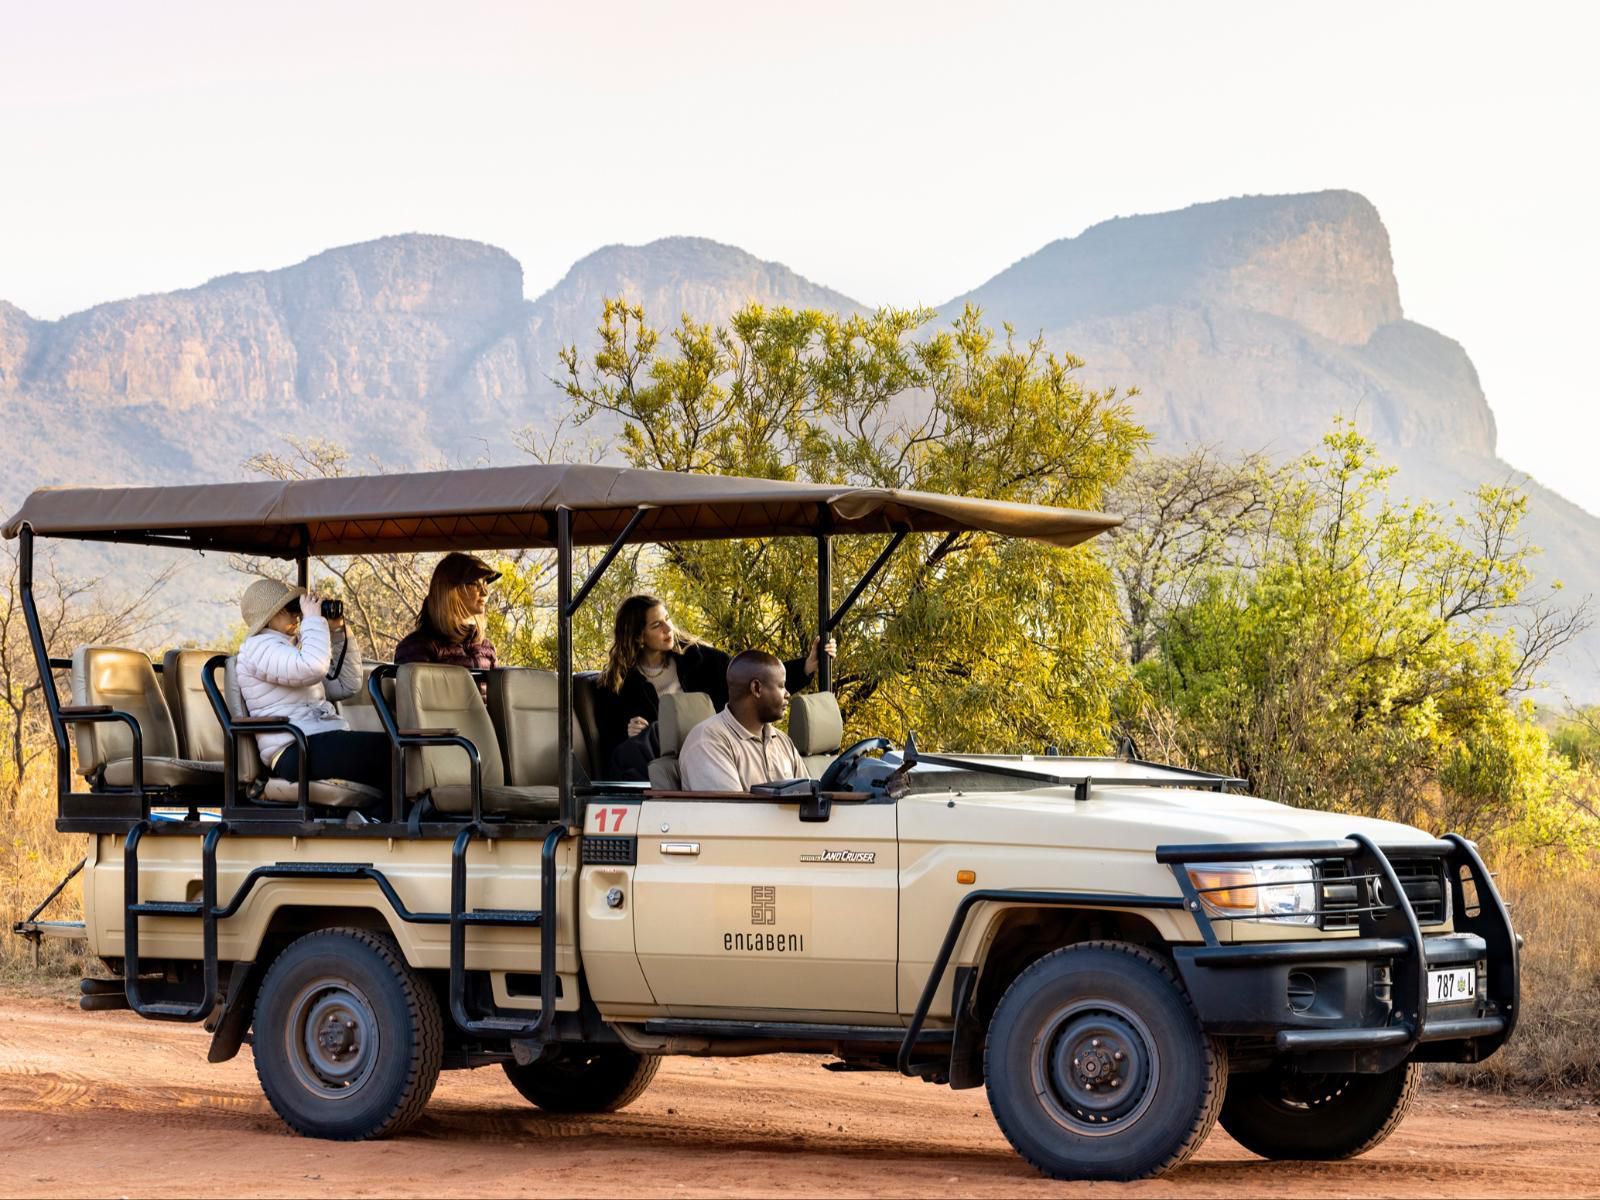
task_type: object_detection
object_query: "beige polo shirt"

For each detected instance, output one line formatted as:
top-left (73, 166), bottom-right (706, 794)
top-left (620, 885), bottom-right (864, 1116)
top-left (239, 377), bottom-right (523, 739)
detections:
top-left (679, 707), bottom-right (808, 792)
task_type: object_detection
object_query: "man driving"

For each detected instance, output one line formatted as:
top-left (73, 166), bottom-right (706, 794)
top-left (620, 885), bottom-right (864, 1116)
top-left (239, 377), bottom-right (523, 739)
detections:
top-left (679, 650), bottom-right (807, 792)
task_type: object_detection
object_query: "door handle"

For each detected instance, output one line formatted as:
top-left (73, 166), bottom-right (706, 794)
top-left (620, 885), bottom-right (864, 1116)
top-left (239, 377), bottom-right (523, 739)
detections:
top-left (659, 841), bottom-right (701, 856)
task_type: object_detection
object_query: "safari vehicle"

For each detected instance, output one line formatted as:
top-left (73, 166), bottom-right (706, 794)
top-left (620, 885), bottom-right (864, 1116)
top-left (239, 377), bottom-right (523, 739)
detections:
top-left (7, 466), bottom-right (1519, 1181)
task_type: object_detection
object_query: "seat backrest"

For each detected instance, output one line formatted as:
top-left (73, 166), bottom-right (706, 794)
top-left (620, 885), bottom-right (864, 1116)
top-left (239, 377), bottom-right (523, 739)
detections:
top-left (396, 663), bottom-right (505, 796)
top-left (222, 655), bottom-right (265, 782)
top-left (161, 649), bottom-right (227, 763)
top-left (789, 691), bottom-right (844, 779)
top-left (646, 691), bottom-right (716, 789)
top-left (573, 672), bottom-right (604, 778)
top-left (486, 668), bottom-right (589, 788)
top-left (338, 663), bottom-right (386, 733)
top-left (71, 646), bottom-right (180, 774)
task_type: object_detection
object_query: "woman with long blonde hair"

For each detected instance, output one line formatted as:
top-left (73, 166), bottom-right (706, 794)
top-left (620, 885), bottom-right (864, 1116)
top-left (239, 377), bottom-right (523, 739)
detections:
top-left (595, 593), bottom-right (832, 780)
top-left (394, 552), bottom-right (501, 669)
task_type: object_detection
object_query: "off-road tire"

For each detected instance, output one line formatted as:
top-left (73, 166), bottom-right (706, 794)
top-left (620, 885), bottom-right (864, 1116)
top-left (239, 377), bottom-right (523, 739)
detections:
top-left (1220, 1061), bottom-right (1420, 1160)
top-left (984, 941), bottom-right (1227, 1181)
top-left (503, 1048), bottom-right (660, 1113)
top-left (252, 928), bottom-right (442, 1139)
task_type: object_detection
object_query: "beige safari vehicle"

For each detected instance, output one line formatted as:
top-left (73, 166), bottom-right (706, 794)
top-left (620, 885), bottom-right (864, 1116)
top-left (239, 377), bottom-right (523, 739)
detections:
top-left (7, 466), bottom-right (1519, 1181)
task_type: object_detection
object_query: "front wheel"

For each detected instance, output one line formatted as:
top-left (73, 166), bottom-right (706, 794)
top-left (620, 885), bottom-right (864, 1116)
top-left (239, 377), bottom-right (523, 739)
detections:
top-left (252, 928), bottom-right (442, 1139)
top-left (984, 941), bottom-right (1227, 1181)
top-left (1219, 1061), bottom-right (1420, 1160)
top-left (503, 1047), bottom-right (660, 1113)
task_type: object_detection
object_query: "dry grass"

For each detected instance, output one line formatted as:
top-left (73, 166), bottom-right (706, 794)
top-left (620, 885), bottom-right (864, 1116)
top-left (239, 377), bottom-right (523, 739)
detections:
top-left (1431, 855), bottom-right (1600, 1098)
top-left (0, 771), bottom-right (91, 984)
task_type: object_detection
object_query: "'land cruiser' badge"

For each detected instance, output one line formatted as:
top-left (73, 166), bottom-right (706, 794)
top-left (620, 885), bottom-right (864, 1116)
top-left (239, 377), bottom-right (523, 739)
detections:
top-left (799, 848), bottom-right (876, 863)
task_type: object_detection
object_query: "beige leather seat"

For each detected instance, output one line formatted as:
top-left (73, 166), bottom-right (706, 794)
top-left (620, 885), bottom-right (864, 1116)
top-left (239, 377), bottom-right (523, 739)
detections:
top-left (221, 656), bottom-right (382, 809)
top-left (485, 668), bottom-right (589, 788)
top-left (645, 692), bottom-right (716, 789)
top-left (789, 691), bottom-right (844, 778)
top-left (70, 646), bottom-right (223, 790)
top-left (396, 663), bottom-right (558, 819)
top-left (337, 663), bottom-right (386, 733)
top-left (161, 649), bottom-right (227, 764)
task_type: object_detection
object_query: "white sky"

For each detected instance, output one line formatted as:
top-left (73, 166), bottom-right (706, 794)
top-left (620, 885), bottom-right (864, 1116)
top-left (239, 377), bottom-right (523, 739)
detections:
top-left (2, 1), bottom-right (1596, 513)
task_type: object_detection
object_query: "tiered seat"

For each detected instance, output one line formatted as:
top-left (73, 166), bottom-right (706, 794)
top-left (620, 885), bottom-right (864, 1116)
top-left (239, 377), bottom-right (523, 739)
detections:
top-left (161, 649), bottom-right (227, 763)
top-left (337, 663), bottom-right (386, 733)
top-left (789, 691), bottom-right (844, 778)
top-left (485, 668), bottom-right (590, 788)
top-left (396, 663), bottom-right (558, 819)
top-left (220, 656), bottom-right (382, 809)
top-left (645, 692), bottom-right (715, 789)
top-left (70, 646), bottom-right (223, 790)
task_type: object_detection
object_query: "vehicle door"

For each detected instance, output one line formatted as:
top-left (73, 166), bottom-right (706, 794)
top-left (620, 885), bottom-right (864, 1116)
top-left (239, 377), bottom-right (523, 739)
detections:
top-left (632, 794), bottom-right (898, 1015)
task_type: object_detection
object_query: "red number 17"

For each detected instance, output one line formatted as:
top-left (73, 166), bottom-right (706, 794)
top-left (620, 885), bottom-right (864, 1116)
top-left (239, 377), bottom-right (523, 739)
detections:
top-left (594, 807), bottom-right (628, 832)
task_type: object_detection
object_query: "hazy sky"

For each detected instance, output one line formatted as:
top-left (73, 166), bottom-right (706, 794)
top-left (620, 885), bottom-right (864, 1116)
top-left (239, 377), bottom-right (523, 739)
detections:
top-left (2, 1), bottom-right (1596, 512)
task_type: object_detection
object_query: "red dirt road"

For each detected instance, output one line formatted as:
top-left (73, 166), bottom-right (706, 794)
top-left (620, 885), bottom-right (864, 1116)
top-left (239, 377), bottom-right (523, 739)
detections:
top-left (1, 992), bottom-right (1596, 1199)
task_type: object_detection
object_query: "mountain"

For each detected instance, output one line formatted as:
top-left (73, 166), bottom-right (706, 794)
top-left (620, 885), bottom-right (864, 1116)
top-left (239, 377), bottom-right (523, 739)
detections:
top-left (947, 191), bottom-right (1596, 694)
top-left (1, 196), bottom-right (1594, 693)
top-left (0, 234), bottom-right (860, 492)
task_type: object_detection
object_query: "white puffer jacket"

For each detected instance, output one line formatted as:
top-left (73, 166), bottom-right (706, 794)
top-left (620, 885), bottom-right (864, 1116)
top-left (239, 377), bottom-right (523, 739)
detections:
top-left (237, 615), bottom-right (364, 765)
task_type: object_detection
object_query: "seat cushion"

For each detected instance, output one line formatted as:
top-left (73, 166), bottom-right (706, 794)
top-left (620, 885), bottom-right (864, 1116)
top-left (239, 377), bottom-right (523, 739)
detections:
top-left (257, 777), bottom-right (384, 809)
top-left (646, 758), bottom-right (682, 790)
top-left (428, 783), bottom-right (560, 819)
top-left (99, 757), bottom-right (225, 788)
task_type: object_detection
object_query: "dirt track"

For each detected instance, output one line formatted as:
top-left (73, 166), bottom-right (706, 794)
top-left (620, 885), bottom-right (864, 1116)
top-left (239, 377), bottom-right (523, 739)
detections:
top-left (1, 993), bottom-right (1596, 1198)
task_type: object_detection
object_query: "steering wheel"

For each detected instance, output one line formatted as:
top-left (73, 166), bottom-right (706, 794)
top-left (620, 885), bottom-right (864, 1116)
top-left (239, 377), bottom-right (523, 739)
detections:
top-left (819, 737), bottom-right (895, 793)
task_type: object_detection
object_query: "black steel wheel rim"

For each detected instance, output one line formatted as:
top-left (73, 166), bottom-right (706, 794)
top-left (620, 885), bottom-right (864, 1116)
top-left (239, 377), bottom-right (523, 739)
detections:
top-left (284, 976), bottom-right (382, 1100)
top-left (1030, 1000), bottom-right (1160, 1136)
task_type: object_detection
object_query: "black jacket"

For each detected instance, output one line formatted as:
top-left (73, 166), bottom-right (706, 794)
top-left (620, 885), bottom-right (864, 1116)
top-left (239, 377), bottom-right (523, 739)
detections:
top-left (593, 642), bottom-right (810, 765)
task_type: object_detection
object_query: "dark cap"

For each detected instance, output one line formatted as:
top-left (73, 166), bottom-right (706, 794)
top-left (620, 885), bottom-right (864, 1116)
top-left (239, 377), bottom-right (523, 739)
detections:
top-left (433, 551), bottom-right (501, 587)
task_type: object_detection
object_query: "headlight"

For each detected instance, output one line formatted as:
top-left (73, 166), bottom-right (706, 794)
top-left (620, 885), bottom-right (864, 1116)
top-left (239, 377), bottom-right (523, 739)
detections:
top-left (1186, 859), bottom-right (1317, 926)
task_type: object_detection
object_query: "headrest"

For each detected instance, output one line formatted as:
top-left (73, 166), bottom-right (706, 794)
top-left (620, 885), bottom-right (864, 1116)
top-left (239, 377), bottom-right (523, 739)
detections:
top-left (788, 691), bottom-right (843, 756)
top-left (658, 692), bottom-right (715, 755)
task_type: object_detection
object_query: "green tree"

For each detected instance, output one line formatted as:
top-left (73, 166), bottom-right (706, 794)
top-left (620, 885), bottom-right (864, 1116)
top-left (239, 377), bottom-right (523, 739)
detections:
top-left (556, 300), bottom-right (1146, 752)
top-left (1126, 426), bottom-right (1591, 847)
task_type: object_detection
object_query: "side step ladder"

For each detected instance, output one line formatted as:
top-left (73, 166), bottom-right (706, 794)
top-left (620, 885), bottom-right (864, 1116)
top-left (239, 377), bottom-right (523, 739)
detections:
top-left (447, 824), bottom-right (564, 1039)
top-left (123, 820), bottom-right (226, 1021)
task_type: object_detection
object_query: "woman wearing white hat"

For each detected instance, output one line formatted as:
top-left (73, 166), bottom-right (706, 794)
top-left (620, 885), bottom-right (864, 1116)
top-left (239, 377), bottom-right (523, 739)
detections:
top-left (236, 577), bottom-right (389, 797)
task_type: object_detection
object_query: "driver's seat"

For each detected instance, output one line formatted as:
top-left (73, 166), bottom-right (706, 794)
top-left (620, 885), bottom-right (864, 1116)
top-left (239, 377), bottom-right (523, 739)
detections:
top-left (789, 691), bottom-right (843, 779)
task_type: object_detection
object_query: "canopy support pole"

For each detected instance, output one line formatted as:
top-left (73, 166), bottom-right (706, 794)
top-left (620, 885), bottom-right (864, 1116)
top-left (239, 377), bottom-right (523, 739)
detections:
top-left (18, 524), bottom-right (70, 801)
top-left (556, 507), bottom-right (575, 828)
top-left (567, 507), bottom-right (647, 616)
top-left (816, 532), bottom-right (833, 691)
top-left (827, 528), bottom-right (907, 633)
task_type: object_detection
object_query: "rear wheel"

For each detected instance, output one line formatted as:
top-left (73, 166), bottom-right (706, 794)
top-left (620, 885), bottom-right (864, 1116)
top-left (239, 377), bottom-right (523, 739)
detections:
top-left (503, 1047), bottom-right (660, 1113)
top-left (984, 941), bottom-right (1227, 1181)
top-left (1220, 1061), bottom-right (1420, 1160)
top-left (252, 928), bottom-right (442, 1139)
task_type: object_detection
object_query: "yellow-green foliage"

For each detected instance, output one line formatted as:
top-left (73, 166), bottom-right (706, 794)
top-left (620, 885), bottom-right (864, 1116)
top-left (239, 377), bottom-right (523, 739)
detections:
top-left (1125, 427), bottom-right (1592, 852)
top-left (558, 300), bottom-right (1146, 752)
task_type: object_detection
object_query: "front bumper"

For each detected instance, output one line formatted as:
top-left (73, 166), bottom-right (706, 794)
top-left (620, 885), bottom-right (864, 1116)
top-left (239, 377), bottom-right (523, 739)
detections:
top-left (1158, 832), bottom-right (1519, 1074)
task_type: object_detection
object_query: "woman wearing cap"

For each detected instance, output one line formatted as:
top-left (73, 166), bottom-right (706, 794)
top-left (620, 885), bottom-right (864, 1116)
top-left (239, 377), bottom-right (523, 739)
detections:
top-left (595, 594), bottom-right (834, 780)
top-left (394, 552), bottom-right (500, 670)
top-left (236, 577), bottom-right (390, 795)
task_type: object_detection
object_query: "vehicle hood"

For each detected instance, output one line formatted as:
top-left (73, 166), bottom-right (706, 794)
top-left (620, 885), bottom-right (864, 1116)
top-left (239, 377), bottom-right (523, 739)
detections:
top-left (919, 784), bottom-right (1438, 855)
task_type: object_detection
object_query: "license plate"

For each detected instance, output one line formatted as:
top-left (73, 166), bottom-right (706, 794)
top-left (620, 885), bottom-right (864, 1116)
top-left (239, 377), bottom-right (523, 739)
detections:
top-left (1427, 966), bottom-right (1477, 1004)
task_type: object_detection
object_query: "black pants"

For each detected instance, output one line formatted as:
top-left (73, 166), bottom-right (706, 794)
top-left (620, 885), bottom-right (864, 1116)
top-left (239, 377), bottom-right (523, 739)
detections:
top-left (270, 730), bottom-right (392, 794)
top-left (607, 723), bottom-right (660, 782)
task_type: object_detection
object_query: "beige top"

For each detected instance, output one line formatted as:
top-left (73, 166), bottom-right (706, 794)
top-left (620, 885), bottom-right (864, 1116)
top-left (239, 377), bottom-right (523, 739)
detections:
top-left (639, 657), bottom-right (682, 698)
top-left (679, 708), bottom-right (808, 793)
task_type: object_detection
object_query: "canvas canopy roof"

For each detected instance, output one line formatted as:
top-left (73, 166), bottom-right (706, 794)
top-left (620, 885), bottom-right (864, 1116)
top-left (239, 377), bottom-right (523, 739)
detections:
top-left (2, 464), bottom-right (1121, 557)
